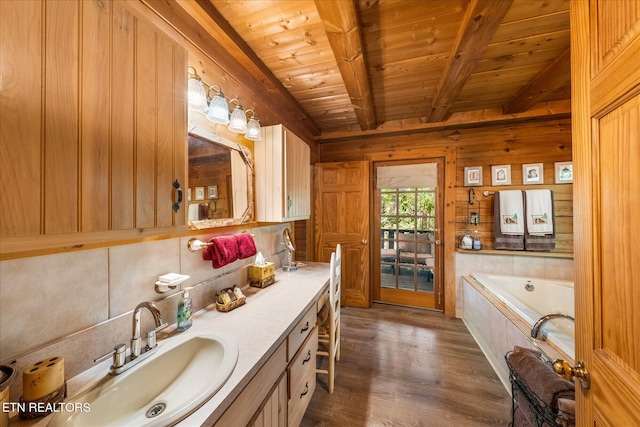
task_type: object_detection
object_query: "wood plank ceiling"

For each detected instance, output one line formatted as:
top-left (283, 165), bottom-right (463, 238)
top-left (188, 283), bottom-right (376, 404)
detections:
top-left (181, 0), bottom-right (571, 143)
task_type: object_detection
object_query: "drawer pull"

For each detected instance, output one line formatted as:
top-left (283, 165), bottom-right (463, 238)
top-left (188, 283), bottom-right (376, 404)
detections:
top-left (302, 350), bottom-right (312, 364)
top-left (300, 321), bottom-right (310, 333)
top-left (300, 382), bottom-right (309, 398)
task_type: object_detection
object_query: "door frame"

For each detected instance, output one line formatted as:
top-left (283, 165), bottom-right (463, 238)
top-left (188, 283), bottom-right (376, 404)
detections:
top-left (371, 158), bottom-right (445, 310)
top-left (365, 148), bottom-right (457, 316)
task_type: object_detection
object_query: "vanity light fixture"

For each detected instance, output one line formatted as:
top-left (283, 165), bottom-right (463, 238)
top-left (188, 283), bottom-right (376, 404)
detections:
top-left (187, 66), bottom-right (208, 113)
top-left (187, 67), bottom-right (263, 140)
top-left (227, 100), bottom-right (248, 134)
top-left (244, 111), bottom-right (262, 141)
top-left (206, 85), bottom-right (230, 125)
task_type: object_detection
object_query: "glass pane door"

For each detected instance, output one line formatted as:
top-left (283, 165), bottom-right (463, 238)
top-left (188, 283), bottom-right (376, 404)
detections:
top-left (374, 160), bottom-right (443, 310)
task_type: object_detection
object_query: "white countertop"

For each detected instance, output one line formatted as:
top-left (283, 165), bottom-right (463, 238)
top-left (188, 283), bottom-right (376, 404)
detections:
top-left (9, 263), bottom-right (329, 427)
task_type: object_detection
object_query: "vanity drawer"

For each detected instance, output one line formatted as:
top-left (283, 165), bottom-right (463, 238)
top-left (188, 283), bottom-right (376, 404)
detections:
top-left (288, 366), bottom-right (316, 427)
top-left (288, 327), bottom-right (317, 397)
top-left (287, 305), bottom-right (316, 361)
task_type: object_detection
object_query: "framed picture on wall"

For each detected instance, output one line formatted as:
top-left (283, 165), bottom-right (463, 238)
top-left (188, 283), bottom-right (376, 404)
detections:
top-left (464, 166), bottom-right (483, 186)
top-left (195, 186), bottom-right (205, 201)
top-left (555, 161), bottom-right (573, 183)
top-left (491, 165), bottom-right (511, 186)
top-left (208, 185), bottom-right (218, 200)
top-left (522, 163), bottom-right (544, 185)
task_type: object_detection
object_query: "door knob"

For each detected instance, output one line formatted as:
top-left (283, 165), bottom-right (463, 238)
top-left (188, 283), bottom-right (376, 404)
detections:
top-left (361, 239), bottom-right (367, 245)
top-left (552, 359), bottom-right (591, 389)
top-left (435, 240), bottom-right (441, 246)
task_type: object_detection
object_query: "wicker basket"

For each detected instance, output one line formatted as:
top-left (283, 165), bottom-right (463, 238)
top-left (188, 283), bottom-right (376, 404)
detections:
top-left (215, 297), bottom-right (246, 312)
top-left (215, 286), bottom-right (247, 312)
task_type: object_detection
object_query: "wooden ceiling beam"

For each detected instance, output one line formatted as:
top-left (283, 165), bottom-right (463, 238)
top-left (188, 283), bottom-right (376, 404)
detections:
top-left (502, 47), bottom-right (571, 114)
top-left (314, 0), bottom-right (377, 131)
top-left (427, 0), bottom-right (514, 123)
top-left (316, 100), bottom-right (571, 143)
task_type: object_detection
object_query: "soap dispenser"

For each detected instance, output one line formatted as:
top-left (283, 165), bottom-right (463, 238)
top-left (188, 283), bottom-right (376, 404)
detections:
top-left (472, 230), bottom-right (482, 250)
top-left (177, 288), bottom-right (193, 331)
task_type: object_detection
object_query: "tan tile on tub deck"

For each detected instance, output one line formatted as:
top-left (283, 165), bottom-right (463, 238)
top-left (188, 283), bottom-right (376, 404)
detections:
top-left (455, 252), bottom-right (485, 276)
top-left (512, 255), bottom-right (545, 277)
top-left (482, 254), bottom-right (514, 275)
top-left (0, 249), bottom-right (109, 361)
top-left (544, 258), bottom-right (574, 281)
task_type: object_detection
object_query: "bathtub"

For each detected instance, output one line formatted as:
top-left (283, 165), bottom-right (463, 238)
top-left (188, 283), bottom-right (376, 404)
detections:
top-left (471, 273), bottom-right (575, 359)
top-left (461, 273), bottom-right (575, 392)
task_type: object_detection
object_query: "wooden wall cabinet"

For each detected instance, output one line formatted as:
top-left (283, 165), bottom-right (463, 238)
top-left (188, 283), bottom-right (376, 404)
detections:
top-left (255, 125), bottom-right (311, 222)
top-left (0, 0), bottom-right (187, 257)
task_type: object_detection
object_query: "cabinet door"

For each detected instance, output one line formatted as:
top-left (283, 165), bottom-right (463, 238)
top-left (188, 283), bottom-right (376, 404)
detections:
top-left (284, 130), bottom-right (311, 221)
top-left (249, 374), bottom-right (288, 427)
top-left (0, 0), bottom-right (187, 255)
top-left (255, 124), bottom-right (310, 222)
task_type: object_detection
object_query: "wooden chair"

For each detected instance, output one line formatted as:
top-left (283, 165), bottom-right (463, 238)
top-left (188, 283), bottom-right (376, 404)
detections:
top-left (317, 244), bottom-right (341, 393)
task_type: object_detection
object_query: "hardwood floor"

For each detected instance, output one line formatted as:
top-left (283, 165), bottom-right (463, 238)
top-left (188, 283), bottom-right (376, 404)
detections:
top-left (302, 303), bottom-right (512, 427)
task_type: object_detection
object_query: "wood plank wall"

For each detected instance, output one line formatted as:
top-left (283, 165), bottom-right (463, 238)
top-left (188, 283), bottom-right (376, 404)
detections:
top-left (319, 118), bottom-right (573, 254)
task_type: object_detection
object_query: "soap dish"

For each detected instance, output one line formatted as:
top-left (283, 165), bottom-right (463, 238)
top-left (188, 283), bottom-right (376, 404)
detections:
top-left (155, 273), bottom-right (190, 293)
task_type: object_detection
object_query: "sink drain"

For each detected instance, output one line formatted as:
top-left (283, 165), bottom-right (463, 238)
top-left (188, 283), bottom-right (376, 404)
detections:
top-left (146, 402), bottom-right (167, 418)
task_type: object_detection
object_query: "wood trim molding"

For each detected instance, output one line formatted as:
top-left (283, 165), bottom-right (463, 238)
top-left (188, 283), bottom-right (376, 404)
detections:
top-left (316, 100), bottom-right (571, 143)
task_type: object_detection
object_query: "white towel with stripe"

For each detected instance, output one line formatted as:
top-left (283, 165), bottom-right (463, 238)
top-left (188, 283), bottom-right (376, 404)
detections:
top-left (525, 189), bottom-right (554, 236)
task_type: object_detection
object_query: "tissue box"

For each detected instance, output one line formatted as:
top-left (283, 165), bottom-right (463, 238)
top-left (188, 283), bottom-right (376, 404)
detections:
top-left (249, 262), bottom-right (274, 281)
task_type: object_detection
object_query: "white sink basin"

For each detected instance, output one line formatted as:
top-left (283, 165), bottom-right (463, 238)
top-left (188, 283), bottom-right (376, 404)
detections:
top-left (48, 333), bottom-right (238, 427)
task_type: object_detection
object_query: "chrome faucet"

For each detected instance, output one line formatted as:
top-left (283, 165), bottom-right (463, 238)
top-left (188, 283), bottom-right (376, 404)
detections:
top-left (95, 301), bottom-right (167, 375)
top-left (131, 301), bottom-right (166, 358)
top-left (531, 313), bottom-right (574, 340)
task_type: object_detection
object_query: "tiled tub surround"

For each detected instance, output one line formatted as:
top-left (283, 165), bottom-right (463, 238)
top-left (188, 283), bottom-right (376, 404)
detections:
top-left (461, 275), bottom-right (574, 393)
top-left (5, 262), bottom-right (330, 426)
top-left (0, 223), bottom-right (293, 402)
top-left (454, 251), bottom-right (574, 318)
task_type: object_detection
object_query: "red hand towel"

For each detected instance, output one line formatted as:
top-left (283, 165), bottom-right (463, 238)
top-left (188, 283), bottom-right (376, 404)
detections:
top-left (202, 238), bottom-right (215, 261)
top-left (211, 235), bottom-right (239, 268)
top-left (235, 233), bottom-right (257, 259)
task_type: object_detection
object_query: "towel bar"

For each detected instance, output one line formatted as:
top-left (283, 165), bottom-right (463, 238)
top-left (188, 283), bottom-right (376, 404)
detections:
top-left (187, 232), bottom-right (256, 252)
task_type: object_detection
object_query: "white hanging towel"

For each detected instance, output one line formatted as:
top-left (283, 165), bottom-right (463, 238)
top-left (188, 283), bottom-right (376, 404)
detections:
top-left (188, 204), bottom-right (200, 221)
top-left (499, 190), bottom-right (525, 235)
top-left (525, 189), bottom-right (554, 236)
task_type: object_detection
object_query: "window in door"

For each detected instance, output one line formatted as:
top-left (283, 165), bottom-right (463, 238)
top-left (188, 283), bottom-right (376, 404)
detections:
top-left (373, 160), bottom-right (443, 310)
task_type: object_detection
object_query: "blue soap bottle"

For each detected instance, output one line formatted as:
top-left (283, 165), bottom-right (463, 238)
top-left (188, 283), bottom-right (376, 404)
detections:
top-left (177, 288), bottom-right (193, 331)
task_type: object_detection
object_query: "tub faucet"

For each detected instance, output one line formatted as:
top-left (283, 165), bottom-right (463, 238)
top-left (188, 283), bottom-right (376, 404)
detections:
top-left (531, 313), bottom-right (574, 340)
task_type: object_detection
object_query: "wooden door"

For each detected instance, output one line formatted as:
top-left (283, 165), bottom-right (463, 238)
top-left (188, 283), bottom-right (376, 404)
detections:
top-left (571, 1), bottom-right (640, 426)
top-left (315, 161), bottom-right (370, 307)
top-left (372, 159), bottom-right (444, 310)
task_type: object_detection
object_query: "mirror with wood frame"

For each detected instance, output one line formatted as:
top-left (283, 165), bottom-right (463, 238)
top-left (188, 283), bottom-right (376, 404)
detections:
top-left (187, 127), bottom-right (254, 229)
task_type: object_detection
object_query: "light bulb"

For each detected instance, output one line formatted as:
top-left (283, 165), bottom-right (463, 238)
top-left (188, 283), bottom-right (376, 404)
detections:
top-left (228, 105), bottom-right (248, 134)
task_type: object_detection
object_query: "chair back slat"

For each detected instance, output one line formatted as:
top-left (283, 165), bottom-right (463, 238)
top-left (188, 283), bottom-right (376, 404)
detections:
top-left (330, 244), bottom-right (341, 308)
